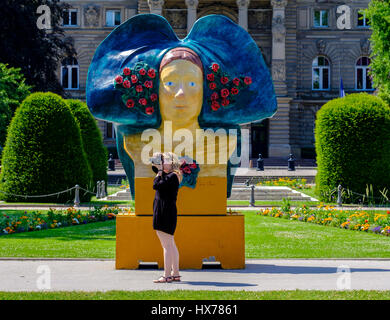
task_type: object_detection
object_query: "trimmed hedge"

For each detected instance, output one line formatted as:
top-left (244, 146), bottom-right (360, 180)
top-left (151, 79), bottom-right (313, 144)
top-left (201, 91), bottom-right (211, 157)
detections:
top-left (314, 93), bottom-right (390, 203)
top-left (66, 99), bottom-right (108, 192)
top-left (0, 92), bottom-right (93, 203)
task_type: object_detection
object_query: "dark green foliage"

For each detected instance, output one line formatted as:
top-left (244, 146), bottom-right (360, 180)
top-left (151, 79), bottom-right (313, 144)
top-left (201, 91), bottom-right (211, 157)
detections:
top-left (314, 93), bottom-right (390, 203)
top-left (0, 63), bottom-right (31, 147)
top-left (0, 0), bottom-right (75, 94)
top-left (0, 92), bottom-right (93, 203)
top-left (66, 99), bottom-right (108, 192)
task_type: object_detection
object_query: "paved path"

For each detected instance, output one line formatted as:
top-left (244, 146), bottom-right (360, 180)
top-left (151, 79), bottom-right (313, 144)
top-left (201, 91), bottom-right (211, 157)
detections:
top-left (0, 259), bottom-right (389, 292)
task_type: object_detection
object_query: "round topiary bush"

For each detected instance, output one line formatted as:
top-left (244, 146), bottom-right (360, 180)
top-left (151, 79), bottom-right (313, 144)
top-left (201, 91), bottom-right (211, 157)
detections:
top-left (0, 92), bottom-right (93, 203)
top-left (66, 99), bottom-right (108, 193)
top-left (314, 93), bottom-right (390, 203)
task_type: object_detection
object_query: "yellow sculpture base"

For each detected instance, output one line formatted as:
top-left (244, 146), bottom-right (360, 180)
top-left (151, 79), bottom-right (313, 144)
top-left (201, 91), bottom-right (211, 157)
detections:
top-left (116, 214), bottom-right (245, 269)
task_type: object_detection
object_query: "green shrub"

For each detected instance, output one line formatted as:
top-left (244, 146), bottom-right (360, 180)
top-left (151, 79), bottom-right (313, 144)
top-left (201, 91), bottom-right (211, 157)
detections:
top-left (0, 92), bottom-right (93, 203)
top-left (314, 93), bottom-right (390, 203)
top-left (0, 63), bottom-right (31, 148)
top-left (66, 99), bottom-right (108, 193)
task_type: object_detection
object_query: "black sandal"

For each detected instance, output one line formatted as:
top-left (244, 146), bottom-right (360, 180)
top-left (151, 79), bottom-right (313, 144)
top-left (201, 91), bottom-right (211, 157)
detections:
top-left (153, 276), bottom-right (173, 283)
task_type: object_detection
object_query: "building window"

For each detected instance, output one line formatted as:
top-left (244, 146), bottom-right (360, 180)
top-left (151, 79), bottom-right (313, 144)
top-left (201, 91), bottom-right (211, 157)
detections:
top-left (357, 10), bottom-right (369, 27)
top-left (312, 56), bottom-right (330, 90)
top-left (106, 10), bottom-right (121, 27)
top-left (106, 122), bottom-right (116, 139)
top-left (314, 10), bottom-right (328, 27)
top-left (356, 57), bottom-right (372, 90)
top-left (63, 9), bottom-right (78, 26)
top-left (61, 57), bottom-right (79, 90)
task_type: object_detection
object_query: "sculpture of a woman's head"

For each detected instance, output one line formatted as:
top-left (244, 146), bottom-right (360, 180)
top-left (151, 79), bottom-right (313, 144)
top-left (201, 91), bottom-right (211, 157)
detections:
top-left (158, 47), bottom-right (203, 126)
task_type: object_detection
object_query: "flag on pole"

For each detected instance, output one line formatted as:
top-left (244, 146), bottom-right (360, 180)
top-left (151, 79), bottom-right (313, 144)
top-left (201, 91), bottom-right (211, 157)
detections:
top-left (340, 77), bottom-right (346, 97)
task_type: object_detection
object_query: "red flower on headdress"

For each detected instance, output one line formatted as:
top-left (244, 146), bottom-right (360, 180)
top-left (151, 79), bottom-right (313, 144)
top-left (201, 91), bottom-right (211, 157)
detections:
top-left (211, 92), bottom-right (219, 100)
top-left (209, 82), bottom-right (216, 90)
top-left (145, 106), bottom-right (154, 114)
top-left (131, 75), bottom-right (138, 83)
top-left (136, 85), bottom-right (143, 92)
top-left (150, 93), bottom-right (158, 102)
top-left (139, 68), bottom-right (146, 76)
top-left (139, 98), bottom-right (147, 106)
top-left (221, 99), bottom-right (230, 107)
top-left (144, 80), bottom-right (153, 88)
top-left (244, 76), bottom-right (252, 85)
top-left (221, 76), bottom-right (229, 85)
top-left (233, 78), bottom-right (240, 86)
top-left (231, 87), bottom-right (239, 95)
top-left (221, 88), bottom-right (229, 98)
top-left (183, 167), bottom-right (191, 174)
top-left (115, 76), bottom-right (123, 84)
top-left (123, 80), bottom-right (131, 88)
top-left (126, 99), bottom-right (135, 108)
top-left (189, 163), bottom-right (197, 169)
top-left (148, 69), bottom-right (156, 78)
top-left (123, 67), bottom-right (131, 76)
top-left (212, 63), bottom-right (219, 73)
top-left (211, 101), bottom-right (220, 111)
top-left (207, 73), bottom-right (215, 81)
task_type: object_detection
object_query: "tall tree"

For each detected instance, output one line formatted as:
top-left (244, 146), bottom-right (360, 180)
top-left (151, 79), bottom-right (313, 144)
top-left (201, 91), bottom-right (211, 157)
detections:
top-left (0, 0), bottom-right (75, 94)
top-left (364, 1), bottom-right (390, 105)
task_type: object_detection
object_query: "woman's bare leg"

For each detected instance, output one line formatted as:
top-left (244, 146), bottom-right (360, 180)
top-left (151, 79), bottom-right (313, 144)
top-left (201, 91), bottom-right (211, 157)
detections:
top-left (171, 238), bottom-right (180, 276)
top-left (156, 230), bottom-right (174, 278)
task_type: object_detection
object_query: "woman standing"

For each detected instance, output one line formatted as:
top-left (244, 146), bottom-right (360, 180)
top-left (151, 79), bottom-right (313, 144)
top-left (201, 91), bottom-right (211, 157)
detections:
top-left (152, 152), bottom-right (183, 283)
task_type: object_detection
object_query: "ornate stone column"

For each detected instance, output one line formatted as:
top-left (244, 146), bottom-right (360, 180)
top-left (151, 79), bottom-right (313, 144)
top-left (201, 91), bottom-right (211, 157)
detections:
top-left (185, 0), bottom-right (199, 33)
top-left (268, 0), bottom-right (292, 158)
top-left (236, 0), bottom-right (250, 31)
top-left (147, 0), bottom-right (164, 15)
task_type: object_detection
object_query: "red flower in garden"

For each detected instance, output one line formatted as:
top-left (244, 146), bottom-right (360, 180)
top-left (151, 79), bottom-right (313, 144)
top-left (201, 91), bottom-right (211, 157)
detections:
top-left (139, 98), bottom-right (147, 106)
top-left (144, 80), bottom-right (153, 88)
top-left (231, 87), bottom-right (239, 95)
top-left (136, 85), bottom-right (143, 92)
top-left (207, 73), bottom-right (215, 81)
top-left (211, 92), bottom-right (218, 100)
top-left (244, 76), bottom-right (252, 85)
top-left (139, 68), bottom-right (146, 75)
top-left (150, 93), bottom-right (158, 102)
top-left (123, 67), bottom-right (131, 76)
top-left (221, 76), bottom-right (229, 85)
top-left (131, 75), bottom-right (138, 83)
top-left (233, 77), bottom-right (240, 86)
top-left (212, 63), bottom-right (219, 73)
top-left (145, 106), bottom-right (154, 114)
top-left (115, 75), bottom-right (123, 84)
top-left (209, 82), bottom-right (216, 90)
top-left (123, 80), bottom-right (131, 88)
top-left (211, 101), bottom-right (220, 111)
top-left (148, 68), bottom-right (156, 78)
top-left (221, 88), bottom-right (229, 98)
top-left (221, 99), bottom-right (230, 107)
top-left (126, 99), bottom-right (135, 108)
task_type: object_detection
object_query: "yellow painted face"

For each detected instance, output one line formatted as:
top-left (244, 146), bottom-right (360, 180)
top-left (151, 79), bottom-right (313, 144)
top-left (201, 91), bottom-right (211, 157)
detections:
top-left (159, 59), bottom-right (203, 123)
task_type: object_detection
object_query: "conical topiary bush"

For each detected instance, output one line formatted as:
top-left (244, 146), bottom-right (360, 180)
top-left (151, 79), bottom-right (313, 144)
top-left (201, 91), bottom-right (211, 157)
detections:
top-left (0, 92), bottom-right (93, 203)
top-left (66, 99), bottom-right (108, 193)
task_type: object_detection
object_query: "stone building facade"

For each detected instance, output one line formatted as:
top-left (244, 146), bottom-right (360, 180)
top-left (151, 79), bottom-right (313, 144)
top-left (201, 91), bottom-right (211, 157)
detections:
top-left (59, 0), bottom-right (375, 162)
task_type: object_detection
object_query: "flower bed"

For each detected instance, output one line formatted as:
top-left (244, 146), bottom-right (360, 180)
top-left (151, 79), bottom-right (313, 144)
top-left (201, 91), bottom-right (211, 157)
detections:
top-left (0, 206), bottom-right (131, 235)
top-left (256, 177), bottom-right (310, 190)
top-left (257, 202), bottom-right (390, 236)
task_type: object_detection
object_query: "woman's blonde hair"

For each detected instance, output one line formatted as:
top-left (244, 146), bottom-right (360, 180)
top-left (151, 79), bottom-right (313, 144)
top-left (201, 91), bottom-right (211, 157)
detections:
top-left (163, 152), bottom-right (183, 184)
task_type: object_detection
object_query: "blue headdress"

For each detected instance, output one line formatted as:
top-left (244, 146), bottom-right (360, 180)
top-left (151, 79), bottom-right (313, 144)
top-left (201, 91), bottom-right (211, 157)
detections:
top-left (86, 13), bottom-right (277, 198)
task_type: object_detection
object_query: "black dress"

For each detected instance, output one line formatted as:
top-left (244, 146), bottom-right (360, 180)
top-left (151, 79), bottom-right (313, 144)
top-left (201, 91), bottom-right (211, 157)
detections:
top-left (153, 171), bottom-right (180, 235)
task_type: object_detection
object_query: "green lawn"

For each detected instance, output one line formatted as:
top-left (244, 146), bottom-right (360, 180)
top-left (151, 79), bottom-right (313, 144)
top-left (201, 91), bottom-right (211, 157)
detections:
top-left (1, 211), bottom-right (390, 259)
top-left (0, 290), bottom-right (389, 300)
